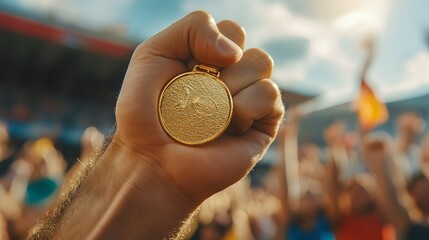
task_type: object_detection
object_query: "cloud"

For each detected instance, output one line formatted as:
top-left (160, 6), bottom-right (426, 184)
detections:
top-left (284, 0), bottom-right (390, 22)
top-left (262, 36), bottom-right (309, 65)
top-left (14, 0), bottom-right (401, 97)
top-left (182, 0), bottom-right (360, 95)
top-left (405, 51), bottom-right (429, 83)
top-left (381, 50), bottom-right (429, 101)
top-left (16, 0), bottom-right (362, 95)
top-left (18, 0), bottom-right (59, 12)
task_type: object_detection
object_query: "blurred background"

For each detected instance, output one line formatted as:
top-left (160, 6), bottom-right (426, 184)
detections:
top-left (0, 0), bottom-right (429, 239)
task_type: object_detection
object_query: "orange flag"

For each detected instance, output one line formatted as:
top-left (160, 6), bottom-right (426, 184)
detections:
top-left (357, 80), bottom-right (389, 130)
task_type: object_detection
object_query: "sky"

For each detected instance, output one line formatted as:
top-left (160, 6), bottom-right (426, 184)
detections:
top-left (1, 0), bottom-right (429, 102)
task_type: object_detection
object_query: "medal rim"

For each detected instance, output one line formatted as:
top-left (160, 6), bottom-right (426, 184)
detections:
top-left (158, 70), bottom-right (233, 145)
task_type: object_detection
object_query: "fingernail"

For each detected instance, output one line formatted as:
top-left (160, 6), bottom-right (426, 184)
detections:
top-left (216, 34), bottom-right (242, 56)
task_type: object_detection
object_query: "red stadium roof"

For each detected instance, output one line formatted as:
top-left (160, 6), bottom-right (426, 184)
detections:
top-left (0, 11), bottom-right (134, 58)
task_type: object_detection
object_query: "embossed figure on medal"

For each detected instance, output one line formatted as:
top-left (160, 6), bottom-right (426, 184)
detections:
top-left (158, 65), bottom-right (233, 145)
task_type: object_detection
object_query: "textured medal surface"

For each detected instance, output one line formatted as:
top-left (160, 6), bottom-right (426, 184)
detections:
top-left (159, 71), bottom-right (232, 145)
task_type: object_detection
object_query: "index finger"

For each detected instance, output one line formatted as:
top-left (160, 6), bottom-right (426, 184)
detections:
top-left (136, 11), bottom-right (243, 67)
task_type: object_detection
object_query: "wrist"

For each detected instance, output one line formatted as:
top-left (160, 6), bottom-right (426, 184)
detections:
top-left (95, 136), bottom-right (198, 238)
top-left (55, 135), bottom-right (198, 239)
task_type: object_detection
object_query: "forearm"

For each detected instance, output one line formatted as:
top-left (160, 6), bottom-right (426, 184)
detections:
top-left (30, 137), bottom-right (197, 239)
top-left (367, 150), bottom-right (409, 237)
top-left (284, 135), bottom-right (300, 206)
top-left (276, 124), bottom-right (300, 211)
top-left (324, 149), bottom-right (342, 222)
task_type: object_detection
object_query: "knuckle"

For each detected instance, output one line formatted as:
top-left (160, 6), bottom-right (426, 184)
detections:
top-left (187, 10), bottom-right (214, 23)
top-left (134, 42), bottom-right (146, 54)
top-left (257, 79), bottom-right (280, 103)
top-left (217, 20), bottom-right (246, 38)
top-left (244, 48), bottom-right (274, 75)
top-left (132, 43), bottom-right (154, 62)
top-left (218, 20), bottom-right (243, 30)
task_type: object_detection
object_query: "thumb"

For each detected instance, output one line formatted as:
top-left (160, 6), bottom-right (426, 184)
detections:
top-left (137, 11), bottom-right (243, 66)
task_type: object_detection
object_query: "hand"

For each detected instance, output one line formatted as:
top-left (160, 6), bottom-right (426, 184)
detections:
top-left (323, 121), bottom-right (346, 148)
top-left (80, 126), bottom-right (104, 157)
top-left (28, 12), bottom-right (283, 239)
top-left (361, 132), bottom-right (395, 176)
top-left (397, 112), bottom-right (425, 140)
top-left (114, 11), bottom-right (284, 205)
top-left (361, 133), bottom-right (411, 237)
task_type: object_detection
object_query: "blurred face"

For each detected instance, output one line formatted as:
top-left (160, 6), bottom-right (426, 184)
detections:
top-left (301, 144), bottom-right (320, 163)
top-left (81, 126), bottom-right (104, 152)
top-left (349, 182), bottom-right (372, 213)
top-left (20, 142), bottom-right (46, 179)
top-left (397, 112), bottom-right (425, 140)
top-left (409, 179), bottom-right (429, 214)
top-left (323, 122), bottom-right (346, 147)
top-left (299, 192), bottom-right (319, 217)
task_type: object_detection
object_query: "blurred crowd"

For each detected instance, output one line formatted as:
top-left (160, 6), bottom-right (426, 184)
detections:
top-left (1, 110), bottom-right (429, 240)
top-left (188, 111), bottom-right (429, 240)
top-left (0, 124), bottom-right (104, 239)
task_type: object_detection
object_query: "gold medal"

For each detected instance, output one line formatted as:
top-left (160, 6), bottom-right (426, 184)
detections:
top-left (158, 65), bottom-right (233, 145)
